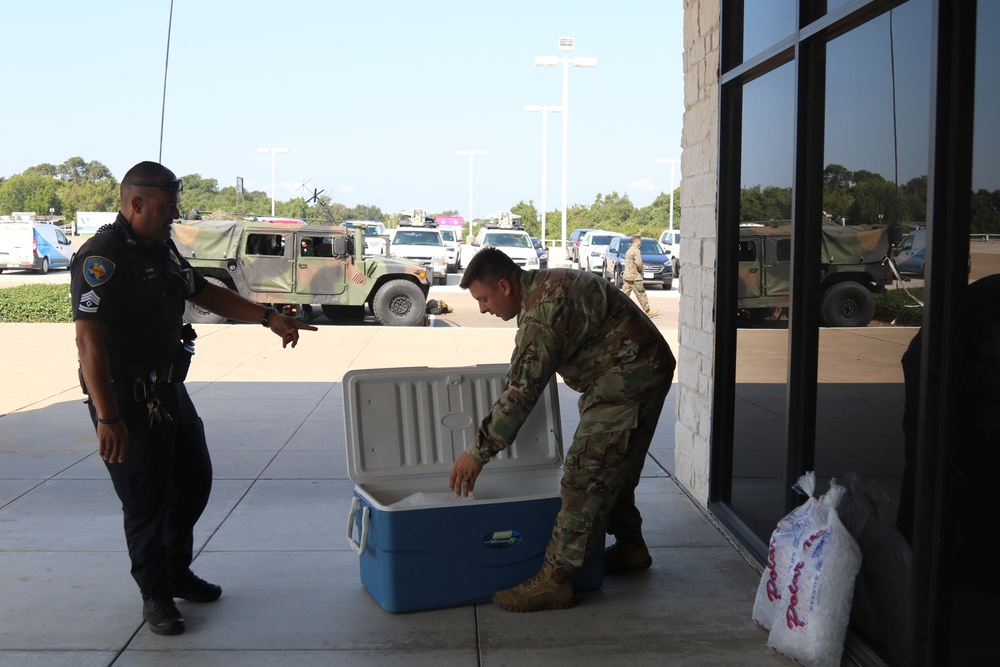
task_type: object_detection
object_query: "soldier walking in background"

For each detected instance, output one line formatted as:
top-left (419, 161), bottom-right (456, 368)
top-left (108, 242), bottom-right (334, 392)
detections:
top-left (622, 234), bottom-right (658, 318)
top-left (72, 161), bottom-right (316, 636)
top-left (450, 248), bottom-right (676, 612)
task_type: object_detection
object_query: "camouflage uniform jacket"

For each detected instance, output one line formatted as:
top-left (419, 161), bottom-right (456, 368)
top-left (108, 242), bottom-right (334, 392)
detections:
top-left (623, 244), bottom-right (643, 282)
top-left (467, 269), bottom-right (675, 464)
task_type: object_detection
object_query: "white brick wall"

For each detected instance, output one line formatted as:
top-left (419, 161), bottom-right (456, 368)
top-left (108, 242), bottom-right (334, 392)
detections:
top-left (675, 0), bottom-right (720, 505)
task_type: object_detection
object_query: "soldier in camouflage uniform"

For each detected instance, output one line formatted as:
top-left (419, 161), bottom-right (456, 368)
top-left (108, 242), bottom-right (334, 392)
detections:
top-left (451, 248), bottom-right (676, 612)
top-left (622, 234), bottom-right (657, 317)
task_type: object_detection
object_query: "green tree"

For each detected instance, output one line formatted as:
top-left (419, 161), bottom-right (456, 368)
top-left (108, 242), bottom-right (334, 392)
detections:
top-left (0, 173), bottom-right (61, 215)
top-left (510, 200), bottom-right (538, 236)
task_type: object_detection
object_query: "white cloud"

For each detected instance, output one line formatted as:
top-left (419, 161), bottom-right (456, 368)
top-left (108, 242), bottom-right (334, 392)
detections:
top-left (628, 178), bottom-right (657, 192)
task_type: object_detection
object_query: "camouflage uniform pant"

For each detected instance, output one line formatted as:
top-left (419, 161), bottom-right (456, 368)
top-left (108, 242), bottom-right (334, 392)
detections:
top-left (545, 383), bottom-right (671, 571)
top-left (621, 279), bottom-right (650, 311)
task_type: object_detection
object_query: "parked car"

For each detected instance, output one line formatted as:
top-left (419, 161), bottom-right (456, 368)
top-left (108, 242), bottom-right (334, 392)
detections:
top-left (389, 228), bottom-right (449, 285)
top-left (567, 228), bottom-right (597, 265)
top-left (603, 236), bottom-right (673, 290)
top-left (659, 229), bottom-right (681, 276)
top-left (344, 220), bottom-right (389, 256)
top-left (578, 230), bottom-right (626, 274)
top-left (894, 230), bottom-right (926, 266)
top-left (437, 226), bottom-right (462, 272)
top-left (530, 237), bottom-right (549, 270)
top-left (473, 229), bottom-right (539, 269)
top-left (896, 247), bottom-right (926, 277)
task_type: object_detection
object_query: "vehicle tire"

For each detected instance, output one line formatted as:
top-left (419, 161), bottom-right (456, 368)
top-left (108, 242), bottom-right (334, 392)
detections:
top-left (322, 304), bottom-right (365, 323)
top-left (184, 276), bottom-right (229, 324)
top-left (39, 257), bottom-right (49, 274)
top-left (372, 279), bottom-right (426, 327)
top-left (820, 281), bottom-right (875, 327)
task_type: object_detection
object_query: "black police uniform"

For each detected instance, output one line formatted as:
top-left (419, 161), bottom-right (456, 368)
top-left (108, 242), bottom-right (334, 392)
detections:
top-left (71, 214), bottom-right (211, 601)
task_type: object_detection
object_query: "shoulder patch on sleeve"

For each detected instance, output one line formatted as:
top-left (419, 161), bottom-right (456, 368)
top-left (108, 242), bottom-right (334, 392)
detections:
top-left (83, 256), bottom-right (116, 287)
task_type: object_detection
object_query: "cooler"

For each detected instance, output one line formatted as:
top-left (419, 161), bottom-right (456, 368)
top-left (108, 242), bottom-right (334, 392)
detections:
top-left (343, 364), bottom-right (605, 613)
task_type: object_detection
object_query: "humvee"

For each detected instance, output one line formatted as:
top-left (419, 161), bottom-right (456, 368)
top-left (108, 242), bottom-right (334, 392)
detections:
top-left (737, 223), bottom-right (897, 327)
top-left (172, 219), bottom-right (431, 327)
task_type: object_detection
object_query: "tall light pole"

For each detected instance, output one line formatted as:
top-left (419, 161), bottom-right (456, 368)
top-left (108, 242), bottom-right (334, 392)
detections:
top-left (524, 104), bottom-right (563, 246)
top-left (657, 157), bottom-right (680, 233)
top-left (257, 147), bottom-right (288, 216)
top-left (455, 150), bottom-right (486, 239)
top-left (535, 37), bottom-right (596, 250)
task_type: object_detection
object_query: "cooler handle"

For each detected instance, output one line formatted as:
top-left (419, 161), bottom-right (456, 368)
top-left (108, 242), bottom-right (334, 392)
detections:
top-left (347, 496), bottom-right (369, 556)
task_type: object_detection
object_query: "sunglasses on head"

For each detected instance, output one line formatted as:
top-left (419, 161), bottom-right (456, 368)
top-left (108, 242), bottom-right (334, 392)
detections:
top-left (130, 179), bottom-right (184, 193)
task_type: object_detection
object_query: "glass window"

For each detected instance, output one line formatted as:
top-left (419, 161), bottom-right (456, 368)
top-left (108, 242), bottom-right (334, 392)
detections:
top-left (743, 0), bottom-right (797, 62)
top-left (729, 62), bottom-right (795, 540)
top-left (948, 1), bottom-right (1000, 661)
top-left (814, 2), bottom-right (931, 663)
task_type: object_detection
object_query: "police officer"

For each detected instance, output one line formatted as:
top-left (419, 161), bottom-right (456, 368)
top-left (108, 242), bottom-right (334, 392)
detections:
top-left (72, 161), bottom-right (316, 635)
top-left (450, 248), bottom-right (675, 612)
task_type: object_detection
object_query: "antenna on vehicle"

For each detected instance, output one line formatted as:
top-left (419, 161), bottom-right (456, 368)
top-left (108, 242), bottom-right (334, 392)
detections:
top-left (303, 183), bottom-right (333, 222)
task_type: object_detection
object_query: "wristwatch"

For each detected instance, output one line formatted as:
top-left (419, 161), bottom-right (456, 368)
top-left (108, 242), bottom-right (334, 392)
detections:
top-left (261, 306), bottom-right (276, 327)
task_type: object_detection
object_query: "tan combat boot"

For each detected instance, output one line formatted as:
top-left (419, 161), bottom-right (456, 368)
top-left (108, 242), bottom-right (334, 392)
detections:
top-left (604, 535), bottom-right (652, 574)
top-left (645, 308), bottom-right (659, 318)
top-left (492, 563), bottom-right (575, 612)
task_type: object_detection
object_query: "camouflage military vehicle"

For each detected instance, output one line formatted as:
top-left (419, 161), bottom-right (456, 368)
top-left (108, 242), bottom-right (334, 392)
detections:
top-left (171, 220), bottom-right (431, 326)
top-left (737, 223), bottom-right (897, 327)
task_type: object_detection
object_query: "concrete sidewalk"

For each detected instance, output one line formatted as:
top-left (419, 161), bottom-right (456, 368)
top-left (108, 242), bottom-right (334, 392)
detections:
top-left (0, 322), bottom-right (783, 666)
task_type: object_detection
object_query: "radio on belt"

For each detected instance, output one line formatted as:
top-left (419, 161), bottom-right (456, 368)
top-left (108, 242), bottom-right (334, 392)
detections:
top-left (343, 364), bottom-right (605, 613)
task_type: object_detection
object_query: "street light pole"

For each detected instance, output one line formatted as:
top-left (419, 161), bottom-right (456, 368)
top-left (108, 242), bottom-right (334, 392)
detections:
top-left (657, 157), bottom-right (680, 233)
top-left (535, 37), bottom-right (596, 252)
top-left (524, 105), bottom-right (563, 246)
top-left (455, 150), bottom-right (486, 239)
top-left (257, 147), bottom-right (288, 216)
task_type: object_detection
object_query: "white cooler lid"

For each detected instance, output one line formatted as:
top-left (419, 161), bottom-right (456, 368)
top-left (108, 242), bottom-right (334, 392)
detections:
top-left (343, 364), bottom-right (563, 483)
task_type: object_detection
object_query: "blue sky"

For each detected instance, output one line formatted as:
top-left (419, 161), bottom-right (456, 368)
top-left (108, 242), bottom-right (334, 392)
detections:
top-left (1, 1), bottom-right (684, 218)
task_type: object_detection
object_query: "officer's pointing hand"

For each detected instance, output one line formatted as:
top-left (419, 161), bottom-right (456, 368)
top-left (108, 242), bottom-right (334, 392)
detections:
top-left (268, 313), bottom-right (318, 348)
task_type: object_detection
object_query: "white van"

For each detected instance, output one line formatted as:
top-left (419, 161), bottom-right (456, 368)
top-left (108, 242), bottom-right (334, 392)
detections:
top-left (0, 220), bottom-right (75, 273)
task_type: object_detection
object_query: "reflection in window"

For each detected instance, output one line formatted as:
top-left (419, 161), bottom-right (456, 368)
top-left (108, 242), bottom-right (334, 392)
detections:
top-left (729, 62), bottom-right (794, 540)
top-left (815, 2), bottom-right (930, 664)
top-left (948, 2), bottom-right (1000, 662)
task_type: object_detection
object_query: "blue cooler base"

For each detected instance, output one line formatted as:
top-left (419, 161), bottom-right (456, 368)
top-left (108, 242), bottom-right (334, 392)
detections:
top-left (352, 489), bottom-right (605, 613)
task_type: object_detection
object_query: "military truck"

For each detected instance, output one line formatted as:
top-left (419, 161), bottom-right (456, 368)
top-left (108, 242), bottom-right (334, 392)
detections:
top-left (171, 220), bottom-right (431, 327)
top-left (737, 223), bottom-right (897, 327)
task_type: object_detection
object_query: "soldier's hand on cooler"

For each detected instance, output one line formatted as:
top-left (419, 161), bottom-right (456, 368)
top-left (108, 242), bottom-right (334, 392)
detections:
top-left (449, 451), bottom-right (484, 497)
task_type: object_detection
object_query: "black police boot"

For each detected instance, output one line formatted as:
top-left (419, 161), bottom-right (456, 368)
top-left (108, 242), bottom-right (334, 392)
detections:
top-left (143, 597), bottom-right (185, 635)
top-left (173, 572), bottom-right (222, 603)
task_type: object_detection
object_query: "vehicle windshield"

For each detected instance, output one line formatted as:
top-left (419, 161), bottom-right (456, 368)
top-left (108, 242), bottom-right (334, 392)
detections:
top-left (483, 233), bottom-right (531, 248)
top-left (591, 235), bottom-right (618, 245)
top-left (439, 229), bottom-right (456, 242)
top-left (394, 230), bottom-right (442, 246)
top-left (640, 240), bottom-right (664, 254)
top-left (363, 225), bottom-right (382, 235)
